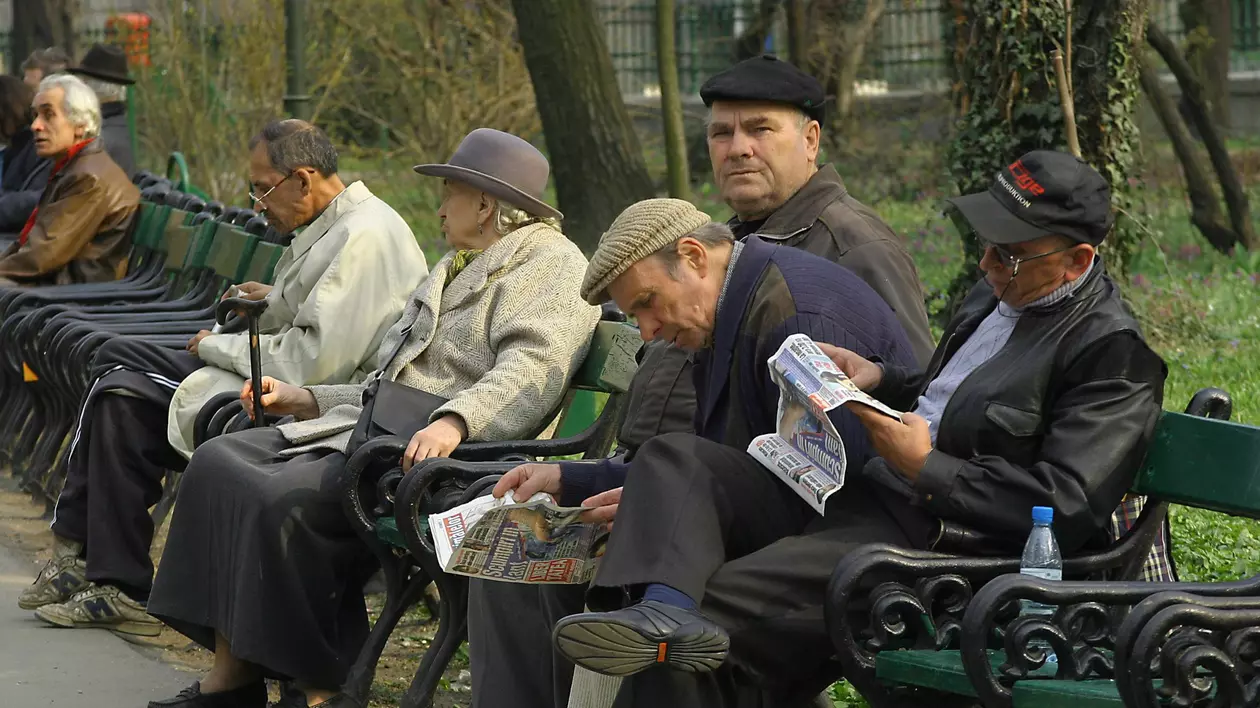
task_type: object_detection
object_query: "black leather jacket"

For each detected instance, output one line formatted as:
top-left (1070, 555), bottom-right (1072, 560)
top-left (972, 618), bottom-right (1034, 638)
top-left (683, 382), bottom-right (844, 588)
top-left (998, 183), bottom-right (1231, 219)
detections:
top-left (865, 261), bottom-right (1167, 555)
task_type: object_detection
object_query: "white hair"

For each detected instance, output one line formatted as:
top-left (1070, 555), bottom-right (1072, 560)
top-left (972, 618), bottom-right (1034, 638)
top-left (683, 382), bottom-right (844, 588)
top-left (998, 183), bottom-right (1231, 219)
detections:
top-left (37, 73), bottom-right (102, 139)
top-left (491, 201), bottom-right (561, 236)
top-left (80, 75), bottom-right (127, 104)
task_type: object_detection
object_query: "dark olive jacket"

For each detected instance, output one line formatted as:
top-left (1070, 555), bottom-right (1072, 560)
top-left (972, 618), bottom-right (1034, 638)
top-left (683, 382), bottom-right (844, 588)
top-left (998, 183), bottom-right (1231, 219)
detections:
top-left (741, 164), bottom-right (934, 364)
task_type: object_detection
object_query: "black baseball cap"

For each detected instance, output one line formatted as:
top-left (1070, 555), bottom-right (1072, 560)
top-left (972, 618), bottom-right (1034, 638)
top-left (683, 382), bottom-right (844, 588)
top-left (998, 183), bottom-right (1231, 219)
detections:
top-left (946, 150), bottom-right (1114, 246)
top-left (699, 54), bottom-right (827, 125)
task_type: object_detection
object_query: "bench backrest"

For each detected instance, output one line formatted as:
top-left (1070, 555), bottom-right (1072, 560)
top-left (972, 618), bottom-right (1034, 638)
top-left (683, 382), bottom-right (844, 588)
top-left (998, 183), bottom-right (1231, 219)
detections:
top-left (202, 222), bottom-right (260, 286)
top-left (570, 319), bottom-right (642, 394)
top-left (1133, 411), bottom-right (1260, 519)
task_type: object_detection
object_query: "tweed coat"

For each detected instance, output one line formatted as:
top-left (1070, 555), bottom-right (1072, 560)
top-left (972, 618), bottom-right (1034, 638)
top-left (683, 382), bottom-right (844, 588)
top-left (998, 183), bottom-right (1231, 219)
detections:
top-left (277, 221), bottom-right (601, 455)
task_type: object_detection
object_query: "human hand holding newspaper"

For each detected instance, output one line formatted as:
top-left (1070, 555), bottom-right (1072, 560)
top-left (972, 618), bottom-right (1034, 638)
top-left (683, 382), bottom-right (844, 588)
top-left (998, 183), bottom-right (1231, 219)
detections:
top-left (428, 492), bottom-right (610, 584)
top-left (746, 334), bottom-right (903, 515)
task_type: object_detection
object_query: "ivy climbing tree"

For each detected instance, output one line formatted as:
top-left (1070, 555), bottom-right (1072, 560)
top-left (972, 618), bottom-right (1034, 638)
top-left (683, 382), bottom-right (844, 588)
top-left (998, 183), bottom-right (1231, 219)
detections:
top-left (942, 0), bottom-right (1150, 315)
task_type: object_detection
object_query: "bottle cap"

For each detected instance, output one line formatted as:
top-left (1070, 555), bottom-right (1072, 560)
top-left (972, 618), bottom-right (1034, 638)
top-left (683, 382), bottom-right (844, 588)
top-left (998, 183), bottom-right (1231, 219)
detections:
top-left (1032, 506), bottom-right (1054, 524)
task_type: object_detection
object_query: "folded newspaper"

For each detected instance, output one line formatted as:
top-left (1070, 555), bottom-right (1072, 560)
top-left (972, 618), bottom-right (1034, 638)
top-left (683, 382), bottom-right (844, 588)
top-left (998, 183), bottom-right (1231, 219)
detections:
top-left (747, 334), bottom-right (903, 514)
top-left (429, 492), bottom-right (610, 584)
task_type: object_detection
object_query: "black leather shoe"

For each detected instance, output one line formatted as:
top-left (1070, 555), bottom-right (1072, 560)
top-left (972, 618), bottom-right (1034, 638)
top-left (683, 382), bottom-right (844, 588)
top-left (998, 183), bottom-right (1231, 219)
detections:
top-left (148, 681), bottom-right (267, 708)
top-left (552, 600), bottom-right (730, 677)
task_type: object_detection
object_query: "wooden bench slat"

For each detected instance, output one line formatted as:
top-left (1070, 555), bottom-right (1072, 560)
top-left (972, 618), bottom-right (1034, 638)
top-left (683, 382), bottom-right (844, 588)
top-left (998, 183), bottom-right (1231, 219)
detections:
top-left (376, 516), bottom-right (407, 550)
top-left (875, 650), bottom-right (1056, 698)
top-left (570, 320), bottom-right (641, 394)
top-left (1012, 679), bottom-right (1122, 708)
top-left (1134, 411), bottom-right (1260, 518)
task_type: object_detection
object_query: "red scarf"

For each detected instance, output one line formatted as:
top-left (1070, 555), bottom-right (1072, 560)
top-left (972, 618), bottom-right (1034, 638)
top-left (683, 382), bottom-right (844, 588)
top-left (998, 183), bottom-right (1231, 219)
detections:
top-left (17, 139), bottom-right (95, 246)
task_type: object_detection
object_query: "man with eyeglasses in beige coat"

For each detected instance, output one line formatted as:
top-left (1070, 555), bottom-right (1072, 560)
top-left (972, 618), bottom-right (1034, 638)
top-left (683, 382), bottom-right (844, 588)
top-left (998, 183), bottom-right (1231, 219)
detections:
top-left (21, 119), bottom-right (428, 636)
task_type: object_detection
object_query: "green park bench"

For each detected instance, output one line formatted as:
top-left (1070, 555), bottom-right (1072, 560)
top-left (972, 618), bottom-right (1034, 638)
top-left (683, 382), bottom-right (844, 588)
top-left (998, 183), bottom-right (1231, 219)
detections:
top-left (825, 389), bottom-right (1260, 708)
top-left (335, 314), bottom-right (643, 708)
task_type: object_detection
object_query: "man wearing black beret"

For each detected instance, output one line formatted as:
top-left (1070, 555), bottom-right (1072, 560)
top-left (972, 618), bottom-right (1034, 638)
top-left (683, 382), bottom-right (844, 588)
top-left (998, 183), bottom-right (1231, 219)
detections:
top-left (701, 54), bottom-right (930, 360)
top-left (616, 55), bottom-right (934, 453)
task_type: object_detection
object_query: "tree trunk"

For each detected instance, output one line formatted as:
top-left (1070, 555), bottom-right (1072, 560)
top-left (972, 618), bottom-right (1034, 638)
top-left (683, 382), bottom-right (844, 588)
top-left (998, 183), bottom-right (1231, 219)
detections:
top-left (13, 0), bottom-right (79, 72)
top-left (941, 0), bottom-right (1150, 317)
top-left (1148, 22), bottom-right (1255, 250)
top-left (1138, 57), bottom-right (1237, 253)
top-left (510, 0), bottom-right (655, 252)
top-left (1180, 0), bottom-right (1232, 130)
top-left (785, 0), bottom-right (807, 68)
top-left (735, 0), bottom-right (783, 60)
top-left (797, 0), bottom-right (887, 138)
top-left (657, 0), bottom-right (689, 200)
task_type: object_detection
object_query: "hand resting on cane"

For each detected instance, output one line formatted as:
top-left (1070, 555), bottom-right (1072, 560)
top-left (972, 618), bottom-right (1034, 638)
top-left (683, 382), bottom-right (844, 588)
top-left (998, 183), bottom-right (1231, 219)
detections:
top-left (241, 376), bottom-right (320, 422)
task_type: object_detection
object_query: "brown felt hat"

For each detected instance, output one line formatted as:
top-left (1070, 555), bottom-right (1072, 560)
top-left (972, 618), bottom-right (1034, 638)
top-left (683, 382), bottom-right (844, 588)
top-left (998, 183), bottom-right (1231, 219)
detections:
top-left (414, 128), bottom-right (562, 221)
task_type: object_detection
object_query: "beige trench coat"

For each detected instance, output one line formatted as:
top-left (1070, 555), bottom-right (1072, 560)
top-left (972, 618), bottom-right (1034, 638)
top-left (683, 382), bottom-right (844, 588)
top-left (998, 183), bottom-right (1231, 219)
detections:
top-left (165, 181), bottom-right (428, 458)
top-left (276, 221), bottom-right (601, 457)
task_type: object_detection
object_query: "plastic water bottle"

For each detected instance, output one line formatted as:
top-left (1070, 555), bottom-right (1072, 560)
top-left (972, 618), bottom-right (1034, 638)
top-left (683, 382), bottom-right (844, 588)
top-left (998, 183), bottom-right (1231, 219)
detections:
top-left (1019, 505), bottom-right (1062, 664)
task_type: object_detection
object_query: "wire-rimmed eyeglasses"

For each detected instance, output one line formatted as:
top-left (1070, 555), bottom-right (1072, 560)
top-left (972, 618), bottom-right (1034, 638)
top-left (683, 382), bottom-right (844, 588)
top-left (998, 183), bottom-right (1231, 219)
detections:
top-left (248, 172), bottom-right (294, 208)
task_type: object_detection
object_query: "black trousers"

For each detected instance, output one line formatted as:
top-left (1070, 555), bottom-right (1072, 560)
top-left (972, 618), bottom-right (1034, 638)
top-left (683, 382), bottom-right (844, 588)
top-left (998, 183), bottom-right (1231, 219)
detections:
top-left (51, 338), bottom-right (204, 600)
top-left (469, 432), bottom-right (928, 708)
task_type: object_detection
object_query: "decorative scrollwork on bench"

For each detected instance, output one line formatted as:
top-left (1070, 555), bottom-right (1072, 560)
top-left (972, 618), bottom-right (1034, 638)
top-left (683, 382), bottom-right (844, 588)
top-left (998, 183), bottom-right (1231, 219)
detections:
top-left (997, 602), bottom-right (1116, 682)
top-left (1120, 600), bottom-right (1260, 708)
top-left (866, 574), bottom-right (977, 653)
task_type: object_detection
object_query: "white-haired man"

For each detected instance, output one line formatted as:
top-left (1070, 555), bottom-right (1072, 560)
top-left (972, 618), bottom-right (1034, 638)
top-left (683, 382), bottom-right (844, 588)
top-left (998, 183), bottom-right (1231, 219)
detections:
top-left (69, 43), bottom-right (135, 176)
top-left (0, 73), bottom-right (137, 286)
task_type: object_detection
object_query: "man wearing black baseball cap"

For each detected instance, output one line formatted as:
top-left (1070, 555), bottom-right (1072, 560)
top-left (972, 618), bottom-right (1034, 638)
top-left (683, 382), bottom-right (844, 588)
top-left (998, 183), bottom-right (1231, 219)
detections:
top-left (528, 149), bottom-right (1168, 707)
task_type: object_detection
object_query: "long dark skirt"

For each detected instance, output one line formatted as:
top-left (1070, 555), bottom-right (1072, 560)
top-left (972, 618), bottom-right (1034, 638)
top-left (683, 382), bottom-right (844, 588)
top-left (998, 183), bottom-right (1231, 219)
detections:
top-left (146, 426), bottom-right (378, 687)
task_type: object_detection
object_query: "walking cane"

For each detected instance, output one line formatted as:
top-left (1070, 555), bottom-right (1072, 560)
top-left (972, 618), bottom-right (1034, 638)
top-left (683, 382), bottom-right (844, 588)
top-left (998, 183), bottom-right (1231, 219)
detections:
top-left (215, 294), bottom-right (270, 428)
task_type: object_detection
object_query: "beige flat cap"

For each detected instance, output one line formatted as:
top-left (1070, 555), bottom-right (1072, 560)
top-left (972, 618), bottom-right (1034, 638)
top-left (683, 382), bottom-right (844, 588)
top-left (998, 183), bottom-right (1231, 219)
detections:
top-left (580, 198), bottom-right (712, 304)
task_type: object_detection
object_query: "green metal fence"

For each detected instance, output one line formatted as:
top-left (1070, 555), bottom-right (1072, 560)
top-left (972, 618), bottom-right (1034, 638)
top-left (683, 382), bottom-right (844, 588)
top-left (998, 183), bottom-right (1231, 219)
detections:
top-left (597, 0), bottom-right (1260, 97)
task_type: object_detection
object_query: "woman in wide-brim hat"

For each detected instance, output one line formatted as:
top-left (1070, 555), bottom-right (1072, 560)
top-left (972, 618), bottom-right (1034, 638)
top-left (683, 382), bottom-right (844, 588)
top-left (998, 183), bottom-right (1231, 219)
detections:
top-left (144, 128), bottom-right (601, 708)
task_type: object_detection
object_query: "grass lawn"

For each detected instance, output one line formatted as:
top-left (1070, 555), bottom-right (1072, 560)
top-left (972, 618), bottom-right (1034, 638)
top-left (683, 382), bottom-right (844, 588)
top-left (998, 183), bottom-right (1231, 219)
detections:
top-left (335, 146), bottom-right (1259, 707)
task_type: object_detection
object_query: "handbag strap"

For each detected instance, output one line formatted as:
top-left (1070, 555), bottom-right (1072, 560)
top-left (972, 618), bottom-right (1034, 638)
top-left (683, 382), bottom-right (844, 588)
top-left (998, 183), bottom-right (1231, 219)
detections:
top-left (374, 323), bottom-right (414, 382)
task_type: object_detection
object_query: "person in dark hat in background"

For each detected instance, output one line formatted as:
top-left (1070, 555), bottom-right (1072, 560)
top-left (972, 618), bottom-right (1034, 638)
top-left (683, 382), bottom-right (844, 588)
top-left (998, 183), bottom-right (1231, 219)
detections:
top-left (615, 54), bottom-right (933, 458)
top-left (69, 43), bottom-right (135, 176)
top-left (516, 150), bottom-right (1166, 708)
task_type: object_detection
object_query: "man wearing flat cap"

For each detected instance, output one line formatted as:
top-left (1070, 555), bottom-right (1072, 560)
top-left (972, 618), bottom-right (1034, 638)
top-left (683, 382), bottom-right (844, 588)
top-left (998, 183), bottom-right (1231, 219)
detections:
top-left (481, 153), bottom-right (1167, 707)
top-left (475, 197), bottom-right (916, 707)
top-left (617, 54), bottom-right (933, 457)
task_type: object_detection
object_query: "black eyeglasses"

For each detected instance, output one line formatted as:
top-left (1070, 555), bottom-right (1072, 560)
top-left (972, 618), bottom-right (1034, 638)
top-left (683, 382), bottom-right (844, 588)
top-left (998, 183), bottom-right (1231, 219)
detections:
top-left (248, 172), bottom-right (293, 207)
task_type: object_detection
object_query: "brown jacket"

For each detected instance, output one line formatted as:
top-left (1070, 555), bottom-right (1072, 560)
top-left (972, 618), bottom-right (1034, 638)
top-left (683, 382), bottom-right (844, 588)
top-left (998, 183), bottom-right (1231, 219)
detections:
top-left (0, 140), bottom-right (138, 286)
top-left (742, 164), bottom-right (934, 364)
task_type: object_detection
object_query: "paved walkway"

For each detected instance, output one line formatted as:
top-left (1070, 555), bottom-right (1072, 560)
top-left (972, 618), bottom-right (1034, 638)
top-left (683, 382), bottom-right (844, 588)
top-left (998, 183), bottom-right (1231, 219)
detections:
top-left (0, 538), bottom-right (192, 707)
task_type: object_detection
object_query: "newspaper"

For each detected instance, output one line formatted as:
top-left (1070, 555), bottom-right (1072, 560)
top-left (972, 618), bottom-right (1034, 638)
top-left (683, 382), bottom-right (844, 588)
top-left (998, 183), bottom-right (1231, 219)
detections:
top-left (429, 492), bottom-right (610, 584)
top-left (746, 334), bottom-right (902, 514)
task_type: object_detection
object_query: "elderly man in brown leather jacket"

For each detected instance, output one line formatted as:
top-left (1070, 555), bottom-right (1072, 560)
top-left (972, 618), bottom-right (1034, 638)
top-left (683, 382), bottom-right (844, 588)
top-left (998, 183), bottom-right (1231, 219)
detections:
top-left (0, 73), bottom-right (138, 287)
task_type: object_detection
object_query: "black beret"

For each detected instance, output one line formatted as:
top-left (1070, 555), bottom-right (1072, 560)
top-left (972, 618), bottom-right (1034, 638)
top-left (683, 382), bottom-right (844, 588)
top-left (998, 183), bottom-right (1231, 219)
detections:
top-left (699, 54), bottom-right (826, 124)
